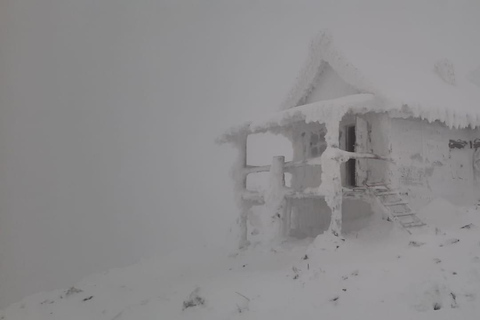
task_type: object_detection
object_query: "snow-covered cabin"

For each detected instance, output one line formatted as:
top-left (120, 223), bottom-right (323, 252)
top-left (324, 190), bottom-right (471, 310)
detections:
top-left (218, 31), bottom-right (480, 248)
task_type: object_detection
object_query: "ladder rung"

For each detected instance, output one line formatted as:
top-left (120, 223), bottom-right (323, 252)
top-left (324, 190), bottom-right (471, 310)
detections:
top-left (393, 213), bottom-right (415, 217)
top-left (376, 192), bottom-right (397, 196)
top-left (366, 182), bottom-right (388, 187)
top-left (369, 185), bottom-right (427, 230)
top-left (410, 223), bottom-right (426, 228)
top-left (383, 202), bottom-right (408, 206)
top-left (405, 224), bottom-right (425, 228)
top-left (401, 222), bottom-right (425, 228)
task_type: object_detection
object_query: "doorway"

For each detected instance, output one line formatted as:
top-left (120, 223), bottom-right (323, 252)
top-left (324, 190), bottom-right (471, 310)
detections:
top-left (345, 125), bottom-right (356, 186)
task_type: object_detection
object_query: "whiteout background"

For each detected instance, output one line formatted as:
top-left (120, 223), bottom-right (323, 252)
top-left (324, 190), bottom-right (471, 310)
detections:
top-left (0, 0), bottom-right (478, 308)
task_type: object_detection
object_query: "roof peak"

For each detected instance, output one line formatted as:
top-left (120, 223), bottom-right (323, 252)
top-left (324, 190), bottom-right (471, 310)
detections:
top-left (280, 30), bottom-right (375, 111)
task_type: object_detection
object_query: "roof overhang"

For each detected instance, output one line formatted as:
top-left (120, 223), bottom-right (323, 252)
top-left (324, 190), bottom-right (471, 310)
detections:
top-left (217, 93), bottom-right (378, 143)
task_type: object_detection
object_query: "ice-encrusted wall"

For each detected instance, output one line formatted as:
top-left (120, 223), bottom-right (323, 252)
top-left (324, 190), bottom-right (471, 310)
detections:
top-left (389, 118), bottom-right (479, 205)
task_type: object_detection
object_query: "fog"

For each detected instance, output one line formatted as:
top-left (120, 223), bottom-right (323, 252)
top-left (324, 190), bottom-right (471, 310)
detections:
top-left (0, 0), bottom-right (478, 308)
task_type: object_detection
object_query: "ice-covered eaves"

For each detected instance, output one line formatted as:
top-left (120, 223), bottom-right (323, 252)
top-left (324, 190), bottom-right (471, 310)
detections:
top-left (217, 92), bottom-right (480, 144)
top-left (218, 29), bottom-right (480, 145)
top-left (217, 93), bottom-right (376, 143)
top-left (388, 100), bottom-right (480, 130)
top-left (275, 30), bottom-right (480, 132)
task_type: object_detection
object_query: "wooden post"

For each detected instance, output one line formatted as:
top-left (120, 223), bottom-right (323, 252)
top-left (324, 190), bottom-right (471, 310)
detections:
top-left (319, 120), bottom-right (343, 237)
top-left (265, 156), bottom-right (287, 241)
top-left (269, 156), bottom-right (286, 190)
top-left (232, 133), bottom-right (250, 249)
top-left (356, 116), bottom-right (368, 186)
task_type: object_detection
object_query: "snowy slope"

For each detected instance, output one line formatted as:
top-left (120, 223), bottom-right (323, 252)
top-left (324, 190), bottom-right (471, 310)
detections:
top-left (1, 0), bottom-right (480, 312)
top-left (2, 201), bottom-right (480, 319)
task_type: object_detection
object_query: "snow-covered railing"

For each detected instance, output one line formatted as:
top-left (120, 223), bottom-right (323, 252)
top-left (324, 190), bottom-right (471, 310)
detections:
top-left (243, 164), bottom-right (271, 174)
top-left (243, 158), bottom-right (322, 175)
top-left (326, 148), bottom-right (393, 163)
top-left (243, 149), bottom-right (391, 176)
top-left (285, 190), bottom-right (327, 199)
top-left (230, 129), bottom-right (391, 248)
top-left (242, 186), bottom-right (329, 205)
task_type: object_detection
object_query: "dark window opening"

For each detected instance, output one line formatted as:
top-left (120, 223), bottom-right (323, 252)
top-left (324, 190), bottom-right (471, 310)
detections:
top-left (345, 125), bottom-right (356, 186)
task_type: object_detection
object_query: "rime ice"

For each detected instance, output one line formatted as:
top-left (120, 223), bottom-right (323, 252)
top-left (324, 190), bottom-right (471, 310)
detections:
top-left (218, 31), bottom-right (480, 247)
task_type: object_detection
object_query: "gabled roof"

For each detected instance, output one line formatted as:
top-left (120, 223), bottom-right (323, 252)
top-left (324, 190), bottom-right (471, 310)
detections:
top-left (280, 31), bottom-right (375, 111)
top-left (219, 18), bottom-right (480, 143)
top-left (280, 30), bottom-right (480, 129)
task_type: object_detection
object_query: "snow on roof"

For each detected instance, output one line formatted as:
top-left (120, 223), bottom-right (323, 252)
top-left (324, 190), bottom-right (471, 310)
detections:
top-left (218, 93), bottom-right (377, 143)
top-left (218, 88), bottom-right (479, 144)
top-left (280, 31), bottom-right (376, 111)
top-left (281, 28), bottom-right (480, 129)
top-left (220, 9), bottom-right (480, 142)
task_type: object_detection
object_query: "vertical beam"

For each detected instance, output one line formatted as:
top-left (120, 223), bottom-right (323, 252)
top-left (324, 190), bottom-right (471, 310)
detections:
top-left (264, 156), bottom-right (287, 241)
top-left (231, 133), bottom-right (250, 249)
top-left (269, 156), bottom-right (286, 189)
top-left (356, 116), bottom-right (369, 186)
top-left (319, 119), bottom-right (343, 237)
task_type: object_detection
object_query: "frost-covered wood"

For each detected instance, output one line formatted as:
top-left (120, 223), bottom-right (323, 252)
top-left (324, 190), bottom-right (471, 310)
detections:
top-left (319, 119), bottom-right (343, 237)
top-left (243, 158), bottom-right (323, 175)
top-left (307, 149), bottom-right (392, 164)
top-left (263, 156), bottom-right (288, 241)
top-left (218, 94), bottom-right (376, 142)
top-left (241, 190), bottom-right (264, 205)
top-left (355, 116), bottom-right (369, 185)
top-left (230, 133), bottom-right (250, 249)
top-left (219, 30), bottom-right (480, 248)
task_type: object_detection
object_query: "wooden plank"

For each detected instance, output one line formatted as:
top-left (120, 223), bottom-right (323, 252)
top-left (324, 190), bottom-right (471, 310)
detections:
top-left (241, 190), bottom-right (264, 204)
top-left (244, 165), bottom-right (270, 174)
top-left (286, 192), bottom-right (326, 199)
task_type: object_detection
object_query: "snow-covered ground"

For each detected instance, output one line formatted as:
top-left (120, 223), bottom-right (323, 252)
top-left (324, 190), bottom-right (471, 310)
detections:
top-left (3, 199), bottom-right (480, 319)
top-left (2, 0), bottom-right (480, 309)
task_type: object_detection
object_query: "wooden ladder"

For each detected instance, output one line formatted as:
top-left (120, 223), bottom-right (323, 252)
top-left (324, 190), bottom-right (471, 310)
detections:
top-left (366, 183), bottom-right (426, 233)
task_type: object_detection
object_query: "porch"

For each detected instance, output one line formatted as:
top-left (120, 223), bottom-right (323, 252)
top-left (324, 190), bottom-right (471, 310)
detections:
top-left (218, 94), bottom-right (392, 248)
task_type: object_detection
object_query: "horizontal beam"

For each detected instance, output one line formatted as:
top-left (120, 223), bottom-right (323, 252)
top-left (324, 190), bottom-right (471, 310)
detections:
top-left (218, 93), bottom-right (376, 142)
top-left (285, 187), bottom-right (327, 199)
top-left (242, 187), bottom-right (328, 202)
top-left (286, 192), bottom-right (326, 199)
top-left (244, 164), bottom-right (271, 174)
top-left (243, 157), bottom-right (322, 175)
top-left (343, 150), bottom-right (392, 161)
top-left (284, 158), bottom-right (321, 170)
top-left (241, 190), bottom-right (264, 205)
top-left (243, 149), bottom-right (390, 176)
top-left (322, 148), bottom-right (393, 163)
